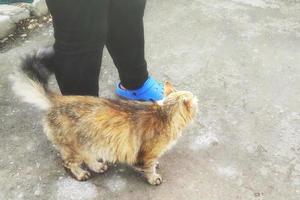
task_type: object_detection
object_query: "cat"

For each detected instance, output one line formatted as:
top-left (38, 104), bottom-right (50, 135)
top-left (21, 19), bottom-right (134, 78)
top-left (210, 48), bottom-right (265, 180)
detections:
top-left (10, 50), bottom-right (198, 185)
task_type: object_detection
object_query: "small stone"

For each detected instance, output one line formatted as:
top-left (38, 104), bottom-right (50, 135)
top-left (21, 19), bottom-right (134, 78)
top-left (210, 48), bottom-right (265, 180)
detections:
top-left (28, 24), bottom-right (34, 29)
top-left (254, 192), bottom-right (261, 197)
top-left (20, 33), bottom-right (27, 38)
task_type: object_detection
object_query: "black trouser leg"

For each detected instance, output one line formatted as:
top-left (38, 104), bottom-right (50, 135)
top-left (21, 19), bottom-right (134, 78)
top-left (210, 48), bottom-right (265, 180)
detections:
top-left (106, 0), bottom-right (148, 90)
top-left (52, 51), bottom-right (103, 96)
top-left (45, 0), bottom-right (109, 96)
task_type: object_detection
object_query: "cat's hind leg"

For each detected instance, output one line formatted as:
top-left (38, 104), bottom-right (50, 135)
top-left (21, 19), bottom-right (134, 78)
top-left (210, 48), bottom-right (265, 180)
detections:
top-left (59, 147), bottom-right (91, 181)
top-left (64, 160), bottom-right (91, 181)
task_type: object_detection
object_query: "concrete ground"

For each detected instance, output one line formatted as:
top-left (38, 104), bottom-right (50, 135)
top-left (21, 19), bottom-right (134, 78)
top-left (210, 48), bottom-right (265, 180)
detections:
top-left (1, 0), bottom-right (300, 199)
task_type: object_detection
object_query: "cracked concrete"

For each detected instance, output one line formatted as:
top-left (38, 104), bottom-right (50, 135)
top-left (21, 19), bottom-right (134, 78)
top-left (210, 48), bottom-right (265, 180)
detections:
top-left (0, 0), bottom-right (300, 199)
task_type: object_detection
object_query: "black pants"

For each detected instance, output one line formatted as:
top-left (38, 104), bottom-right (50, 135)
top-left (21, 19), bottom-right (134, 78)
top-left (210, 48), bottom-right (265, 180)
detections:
top-left (45, 0), bottom-right (149, 96)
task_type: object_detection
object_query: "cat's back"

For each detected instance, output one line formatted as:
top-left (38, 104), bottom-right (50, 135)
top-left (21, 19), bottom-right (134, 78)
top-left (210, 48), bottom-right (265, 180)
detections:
top-left (46, 95), bottom-right (109, 125)
top-left (46, 95), bottom-right (158, 129)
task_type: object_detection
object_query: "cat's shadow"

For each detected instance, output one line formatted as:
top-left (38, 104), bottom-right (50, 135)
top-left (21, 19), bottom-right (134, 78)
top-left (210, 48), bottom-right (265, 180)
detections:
top-left (89, 164), bottom-right (149, 188)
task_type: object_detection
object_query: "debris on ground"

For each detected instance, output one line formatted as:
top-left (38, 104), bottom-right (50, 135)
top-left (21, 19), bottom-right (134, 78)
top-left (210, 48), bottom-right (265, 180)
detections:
top-left (0, 14), bottom-right (52, 50)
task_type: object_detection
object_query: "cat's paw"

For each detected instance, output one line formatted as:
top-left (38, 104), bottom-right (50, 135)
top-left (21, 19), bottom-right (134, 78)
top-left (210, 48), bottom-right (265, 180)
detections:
top-left (94, 162), bottom-right (109, 174)
top-left (76, 170), bottom-right (91, 181)
top-left (64, 163), bottom-right (92, 181)
top-left (147, 173), bottom-right (163, 186)
top-left (86, 159), bottom-right (109, 174)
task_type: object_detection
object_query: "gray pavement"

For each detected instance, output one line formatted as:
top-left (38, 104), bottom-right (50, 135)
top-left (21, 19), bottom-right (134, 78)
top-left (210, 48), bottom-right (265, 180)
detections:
top-left (0, 0), bottom-right (300, 199)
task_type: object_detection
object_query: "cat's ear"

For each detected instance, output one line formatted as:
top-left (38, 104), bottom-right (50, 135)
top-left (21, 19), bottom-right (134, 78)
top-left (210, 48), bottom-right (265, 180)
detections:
top-left (183, 97), bottom-right (193, 110)
top-left (164, 81), bottom-right (176, 96)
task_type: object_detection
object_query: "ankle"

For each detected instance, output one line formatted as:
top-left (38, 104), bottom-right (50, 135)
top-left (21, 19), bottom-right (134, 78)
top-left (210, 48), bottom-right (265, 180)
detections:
top-left (120, 84), bottom-right (127, 90)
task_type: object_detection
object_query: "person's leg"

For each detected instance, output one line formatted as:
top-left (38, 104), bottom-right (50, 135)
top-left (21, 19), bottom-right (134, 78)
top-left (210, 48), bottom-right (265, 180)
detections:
top-left (106, 0), bottom-right (148, 90)
top-left (45, 0), bottom-right (109, 96)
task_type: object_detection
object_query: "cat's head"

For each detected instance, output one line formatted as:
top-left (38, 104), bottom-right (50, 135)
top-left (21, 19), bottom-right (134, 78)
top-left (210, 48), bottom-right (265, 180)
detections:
top-left (162, 82), bottom-right (198, 122)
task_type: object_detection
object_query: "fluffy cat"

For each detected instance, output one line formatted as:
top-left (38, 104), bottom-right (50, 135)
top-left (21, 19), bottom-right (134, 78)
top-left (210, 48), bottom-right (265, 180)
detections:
top-left (10, 50), bottom-right (198, 185)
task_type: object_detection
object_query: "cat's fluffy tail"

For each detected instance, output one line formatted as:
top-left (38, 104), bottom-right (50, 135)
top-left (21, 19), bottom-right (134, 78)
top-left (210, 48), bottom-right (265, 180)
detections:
top-left (10, 48), bottom-right (55, 110)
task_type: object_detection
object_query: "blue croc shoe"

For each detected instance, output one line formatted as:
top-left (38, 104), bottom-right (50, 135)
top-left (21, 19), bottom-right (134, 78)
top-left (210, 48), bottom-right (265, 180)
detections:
top-left (115, 76), bottom-right (164, 101)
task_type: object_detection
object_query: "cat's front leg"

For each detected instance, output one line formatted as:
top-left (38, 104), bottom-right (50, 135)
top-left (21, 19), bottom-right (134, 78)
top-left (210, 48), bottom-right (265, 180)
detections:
top-left (133, 161), bottom-right (159, 171)
top-left (145, 169), bottom-right (163, 186)
top-left (134, 160), bottom-right (163, 186)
